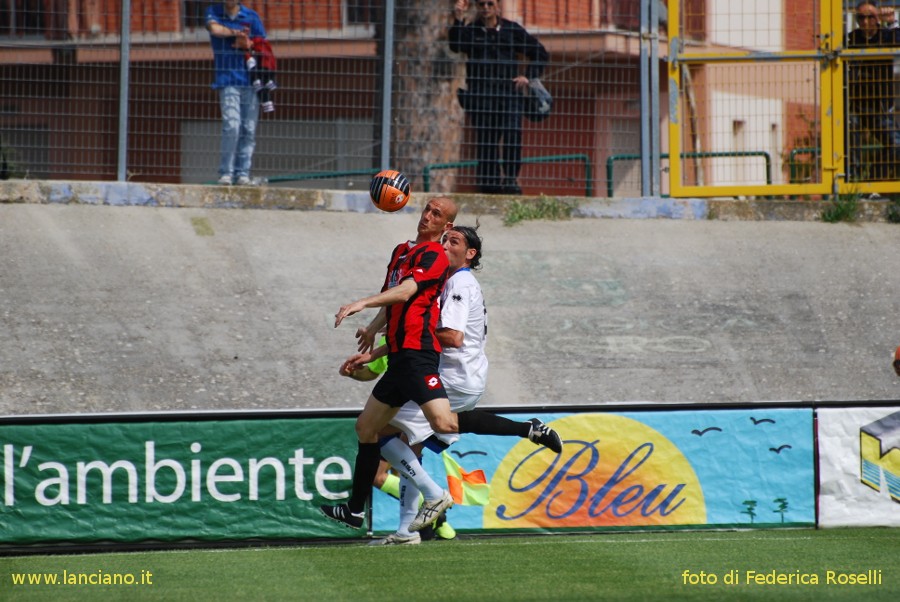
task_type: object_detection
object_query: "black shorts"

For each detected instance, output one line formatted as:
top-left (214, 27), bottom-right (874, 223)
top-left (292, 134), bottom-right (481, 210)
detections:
top-left (372, 349), bottom-right (447, 409)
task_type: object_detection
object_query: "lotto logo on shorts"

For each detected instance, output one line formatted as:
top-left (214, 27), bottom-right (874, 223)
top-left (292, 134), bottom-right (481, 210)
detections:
top-left (425, 374), bottom-right (442, 389)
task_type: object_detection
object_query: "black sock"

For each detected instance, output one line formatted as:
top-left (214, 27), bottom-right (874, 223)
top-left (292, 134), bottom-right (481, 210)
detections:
top-left (457, 409), bottom-right (530, 438)
top-left (348, 442), bottom-right (381, 513)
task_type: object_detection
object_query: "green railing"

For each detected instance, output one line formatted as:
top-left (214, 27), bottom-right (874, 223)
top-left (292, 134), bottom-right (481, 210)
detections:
top-left (786, 146), bottom-right (890, 183)
top-left (204, 168), bottom-right (382, 186)
top-left (265, 168), bottom-right (383, 184)
top-left (787, 147), bottom-right (819, 184)
top-left (606, 151), bottom-right (772, 197)
top-left (210, 154), bottom-right (594, 195)
top-left (423, 154), bottom-right (593, 197)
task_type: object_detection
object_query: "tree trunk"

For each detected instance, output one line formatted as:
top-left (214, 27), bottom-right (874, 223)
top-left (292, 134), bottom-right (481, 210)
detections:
top-left (387, 0), bottom-right (466, 193)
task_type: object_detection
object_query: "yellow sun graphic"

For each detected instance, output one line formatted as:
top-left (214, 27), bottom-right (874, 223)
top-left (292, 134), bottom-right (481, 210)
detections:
top-left (485, 414), bottom-right (706, 529)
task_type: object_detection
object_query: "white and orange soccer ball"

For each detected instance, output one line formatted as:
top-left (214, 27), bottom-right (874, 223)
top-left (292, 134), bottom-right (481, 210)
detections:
top-left (369, 169), bottom-right (410, 212)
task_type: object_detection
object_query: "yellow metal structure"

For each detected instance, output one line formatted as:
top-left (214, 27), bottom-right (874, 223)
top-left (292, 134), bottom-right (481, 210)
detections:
top-left (668, 0), bottom-right (900, 198)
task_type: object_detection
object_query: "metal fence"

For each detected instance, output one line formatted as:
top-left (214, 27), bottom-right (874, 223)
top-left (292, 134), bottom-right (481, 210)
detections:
top-left (1, 1), bottom-right (898, 198)
top-left (0, 0), bottom-right (656, 198)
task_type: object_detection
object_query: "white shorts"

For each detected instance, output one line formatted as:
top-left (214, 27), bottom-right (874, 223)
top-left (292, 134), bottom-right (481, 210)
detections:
top-left (388, 386), bottom-right (482, 446)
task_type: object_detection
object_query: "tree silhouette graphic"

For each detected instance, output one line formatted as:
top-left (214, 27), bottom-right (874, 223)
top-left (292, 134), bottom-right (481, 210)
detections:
top-left (742, 500), bottom-right (758, 523)
top-left (773, 498), bottom-right (789, 523)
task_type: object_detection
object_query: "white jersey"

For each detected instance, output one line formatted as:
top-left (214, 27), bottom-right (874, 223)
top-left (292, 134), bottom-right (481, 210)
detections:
top-left (438, 268), bottom-right (488, 394)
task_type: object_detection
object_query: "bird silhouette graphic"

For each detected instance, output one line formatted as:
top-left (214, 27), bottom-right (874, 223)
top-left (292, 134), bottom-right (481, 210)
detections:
top-left (450, 449), bottom-right (488, 459)
top-left (750, 417), bottom-right (776, 425)
top-left (691, 427), bottom-right (722, 436)
top-left (769, 444), bottom-right (792, 454)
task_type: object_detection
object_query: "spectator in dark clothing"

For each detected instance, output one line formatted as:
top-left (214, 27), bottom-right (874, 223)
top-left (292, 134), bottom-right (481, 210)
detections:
top-left (847, 1), bottom-right (900, 180)
top-left (449, 0), bottom-right (548, 195)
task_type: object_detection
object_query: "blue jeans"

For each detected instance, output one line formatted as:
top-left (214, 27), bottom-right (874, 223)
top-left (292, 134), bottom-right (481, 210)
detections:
top-left (218, 86), bottom-right (259, 180)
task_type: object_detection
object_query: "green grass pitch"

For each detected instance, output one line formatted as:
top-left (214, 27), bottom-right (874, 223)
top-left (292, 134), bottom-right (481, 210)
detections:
top-left (1, 528), bottom-right (897, 601)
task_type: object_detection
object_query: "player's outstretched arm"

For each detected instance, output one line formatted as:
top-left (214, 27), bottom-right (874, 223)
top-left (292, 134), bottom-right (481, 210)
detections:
top-left (334, 279), bottom-right (417, 328)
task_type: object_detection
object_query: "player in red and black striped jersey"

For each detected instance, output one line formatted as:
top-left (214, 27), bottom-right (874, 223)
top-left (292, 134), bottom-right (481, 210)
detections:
top-left (381, 239), bottom-right (448, 353)
top-left (321, 196), bottom-right (562, 533)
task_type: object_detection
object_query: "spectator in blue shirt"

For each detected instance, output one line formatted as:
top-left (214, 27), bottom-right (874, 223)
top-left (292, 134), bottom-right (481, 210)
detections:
top-left (206, 0), bottom-right (267, 186)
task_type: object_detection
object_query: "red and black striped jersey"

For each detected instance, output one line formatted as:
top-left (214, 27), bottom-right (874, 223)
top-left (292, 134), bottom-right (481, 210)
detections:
top-left (382, 240), bottom-right (449, 353)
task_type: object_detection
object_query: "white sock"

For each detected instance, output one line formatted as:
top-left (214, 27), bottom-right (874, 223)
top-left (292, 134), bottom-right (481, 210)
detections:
top-left (397, 474), bottom-right (420, 536)
top-left (380, 437), bottom-right (444, 500)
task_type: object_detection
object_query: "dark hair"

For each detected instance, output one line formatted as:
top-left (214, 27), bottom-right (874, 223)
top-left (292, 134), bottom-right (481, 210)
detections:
top-left (451, 224), bottom-right (483, 271)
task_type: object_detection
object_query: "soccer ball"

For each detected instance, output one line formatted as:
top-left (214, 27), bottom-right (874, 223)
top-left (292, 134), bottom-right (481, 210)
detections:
top-left (369, 169), bottom-right (410, 212)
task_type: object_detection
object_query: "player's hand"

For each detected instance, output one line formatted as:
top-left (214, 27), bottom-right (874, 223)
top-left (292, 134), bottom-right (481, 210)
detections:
top-left (355, 327), bottom-right (377, 353)
top-left (340, 353), bottom-right (371, 377)
top-left (513, 75), bottom-right (530, 91)
top-left (335, 301), bottom-right (364, 328)
top-left (338, 359), bottom-right (353, 377)
top-left (340, 352), bottom-right (371, 376)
